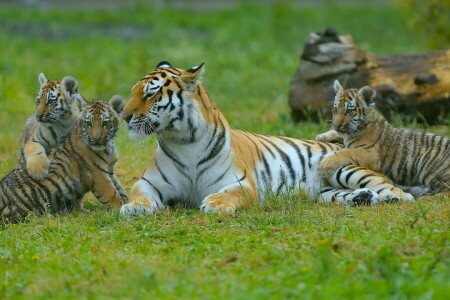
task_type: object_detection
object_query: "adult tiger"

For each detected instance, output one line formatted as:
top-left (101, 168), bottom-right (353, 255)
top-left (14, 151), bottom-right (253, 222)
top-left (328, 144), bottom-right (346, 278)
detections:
top-left (0, 96), bottom-right (128, 222)
top-left (19, 73), bottom-right (85, 180)
top-left (120, 62), bottom-right (413, 216)
top-left (316, 80), bottom-right (449, 196)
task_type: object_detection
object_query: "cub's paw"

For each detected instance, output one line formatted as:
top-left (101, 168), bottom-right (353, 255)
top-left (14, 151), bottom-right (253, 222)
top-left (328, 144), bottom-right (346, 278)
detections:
top-left (378, 189), bottom-right (414, 203)
top-left (318, 156), bottom-right (342, 178)
top-left (27, 155), bottom-right (50, 180)
top-left (348, 188), bottom-right (379, 206)
top-left (120, 197), bottom-right (157, 216)
top-left (315, 132), bottom-right (331, 142)
top-left (200, 194), bottom-right (236, 215)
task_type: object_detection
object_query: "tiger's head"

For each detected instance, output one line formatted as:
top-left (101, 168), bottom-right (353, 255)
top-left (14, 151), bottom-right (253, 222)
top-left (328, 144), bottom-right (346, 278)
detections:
top-left (123, 61), bottom-right (205, 141)
top-left (331, 80), bottom-right (377, 135)
top-left (36, 73), bottom-right (84, 124)
top-left (80, 95), bottom-right (124, 151)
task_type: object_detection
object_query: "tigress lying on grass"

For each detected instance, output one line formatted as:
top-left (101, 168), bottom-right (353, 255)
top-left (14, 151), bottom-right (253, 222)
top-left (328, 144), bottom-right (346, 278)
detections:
top-left (119, 61), bottom-right (413, 216)
top-left (19, 73), bottom-right (85, 180)
top-left (0, 96), bottom-right (128, 222)
top-left (316, 80), bottom-right (449, 196)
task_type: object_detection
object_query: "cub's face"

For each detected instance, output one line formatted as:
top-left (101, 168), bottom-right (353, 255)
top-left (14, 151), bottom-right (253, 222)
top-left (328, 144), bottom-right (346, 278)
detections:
top-left (80, 96), bottom-right (124, 151)
top-left (122, 61), bottom-right (203, 141)
top-left (36, 73), bottom-right (79, 124)
top-left (331, 80), bottom-right (376, 135)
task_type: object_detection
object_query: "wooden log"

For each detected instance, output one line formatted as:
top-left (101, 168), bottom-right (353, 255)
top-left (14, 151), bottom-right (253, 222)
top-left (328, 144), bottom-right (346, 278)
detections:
top-left (288, 27), bottom-right (450, 124)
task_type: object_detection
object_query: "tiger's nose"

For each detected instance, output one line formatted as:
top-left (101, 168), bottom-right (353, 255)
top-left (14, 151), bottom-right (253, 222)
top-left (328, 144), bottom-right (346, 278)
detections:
top-left (123, 115), bottom-right (132, 124)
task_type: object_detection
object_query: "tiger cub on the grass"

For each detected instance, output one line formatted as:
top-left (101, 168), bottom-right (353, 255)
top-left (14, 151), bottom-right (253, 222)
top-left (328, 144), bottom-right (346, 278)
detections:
top-left (119, 62), bottom-right (413, 216)
top-left (316, 80), bottom-right (450, 196)
top-left (19, 73), bottom-right (85, 180)
top-left (0, 96), bottom-right (128, 222)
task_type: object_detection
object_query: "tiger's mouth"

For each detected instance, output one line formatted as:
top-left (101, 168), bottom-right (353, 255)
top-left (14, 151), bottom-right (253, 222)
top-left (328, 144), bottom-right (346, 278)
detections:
top-left (90, 144), bottom-right (106, 151)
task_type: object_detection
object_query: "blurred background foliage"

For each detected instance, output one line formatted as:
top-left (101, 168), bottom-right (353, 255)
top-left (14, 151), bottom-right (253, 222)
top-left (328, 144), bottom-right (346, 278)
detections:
top-left (396, 0), bottom-right (450, 49)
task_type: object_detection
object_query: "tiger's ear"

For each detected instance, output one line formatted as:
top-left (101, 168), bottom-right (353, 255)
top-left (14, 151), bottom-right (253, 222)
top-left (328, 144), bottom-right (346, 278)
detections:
top-left (109, 95), bottom-right (125, 116)
top-left (62, 76), bottom-right (79, 96)
top-left (358, 86), bottom-right (376, 106)
top-left (181, 63), bottom-right (205, 92)
top-left (38, 72), bottom-right (48, 86)
top-left (333, 79), bottom-right (343, 94)
top-left (156, 61), bottom-right (172, 69)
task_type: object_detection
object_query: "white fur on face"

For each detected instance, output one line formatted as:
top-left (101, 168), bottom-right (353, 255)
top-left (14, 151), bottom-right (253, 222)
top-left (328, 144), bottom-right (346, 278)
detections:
top-left (143, 77), bottom-right (164, 99)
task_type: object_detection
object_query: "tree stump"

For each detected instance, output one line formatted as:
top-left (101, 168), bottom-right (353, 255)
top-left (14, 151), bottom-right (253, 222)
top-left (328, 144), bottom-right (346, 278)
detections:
top-left (288, 27), bottom-right (450, 124)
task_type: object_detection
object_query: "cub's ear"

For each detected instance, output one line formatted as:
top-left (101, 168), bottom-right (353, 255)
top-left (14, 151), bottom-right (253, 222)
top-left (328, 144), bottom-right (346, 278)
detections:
top-left (333, 79), bottom-right (343, 94)
top-left (38, 72), bottom-right (48, 86)
top-left (109, 95), bottom-right (125, 116)
top-left (73, 93), bottom-right (86, 112)
top-left (358, 86), bottom-right (376, 106)
top-left (181, 63), bottom-right (205, 92)
top-left (62, 76), bottom-right (79, 96)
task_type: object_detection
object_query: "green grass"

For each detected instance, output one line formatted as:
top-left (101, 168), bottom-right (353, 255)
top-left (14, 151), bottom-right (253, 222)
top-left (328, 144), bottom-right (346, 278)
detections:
top-left (0, 3), bottom-right (448, 299)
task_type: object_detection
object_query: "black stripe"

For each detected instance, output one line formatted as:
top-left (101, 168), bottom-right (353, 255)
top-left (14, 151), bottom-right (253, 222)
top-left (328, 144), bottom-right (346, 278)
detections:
top-left (155, 159), bottom-right (174, 187)
top-left (142, 176), bottom-right (163, 203)
top-left (320, 187), bottom-right (335, 193)
top-left (92, 161), bottom-right (112, 175)
top-left (49, 126), bottom-right (58, 142)
top-left (278, 137), bottom-right (307, 182)
top-left (38, 127), bottom-right (52, 147)
top-left (92, 150), bottom-right (108, 164)
top-left (258, 135), bottom-right (295, 183)
top-left (197, 128), bottom-right (226, 167)
top-left (335, 166), bottom-right (345, 188)
top-left (344, 168), bottom-right (358, 184)
top-left (208, 163), bottom-right (233, 187)
top-left (158, 140), bottom-right (190, 181)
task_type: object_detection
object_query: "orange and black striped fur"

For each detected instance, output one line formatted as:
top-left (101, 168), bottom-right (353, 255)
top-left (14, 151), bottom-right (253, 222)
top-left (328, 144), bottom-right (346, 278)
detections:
top-left (316, 80), bottom-right (449, 196)
top-left (19, 73), bottom-right (85, 180)
top-left (0, 96), bottom-right (128, 222)
top-left (120, 62), bottom-right (413, 216)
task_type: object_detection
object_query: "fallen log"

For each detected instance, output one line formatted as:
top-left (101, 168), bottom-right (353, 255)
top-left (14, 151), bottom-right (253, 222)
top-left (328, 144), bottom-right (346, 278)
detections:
top-left (288, 27), bottom-right (450, 124)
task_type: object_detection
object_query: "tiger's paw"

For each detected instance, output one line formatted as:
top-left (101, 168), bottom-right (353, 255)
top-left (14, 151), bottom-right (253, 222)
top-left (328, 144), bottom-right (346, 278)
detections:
top-left (200, 194), bottom-right (236, 215)
top-left (27, 155), bottom-right (50, 180)
top-left (347, 188), bottom-right (379, 206)
top-left (120, 197), bottom-right (157, 216)
top-left (318, 156), bottom-right (343, 178)
top-left (378, 189), bottom-right (414, 203)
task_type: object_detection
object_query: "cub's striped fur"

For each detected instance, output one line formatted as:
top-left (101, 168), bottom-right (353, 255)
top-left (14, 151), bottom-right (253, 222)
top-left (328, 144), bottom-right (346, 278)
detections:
top-left (120, 62), bottom-right (412, 216)
top-left (19, 73), bottom-right (85, 180)
top-left (316, 80), bottom-right (449, 196)
top-left (0, 96), bottom-right (128, 222)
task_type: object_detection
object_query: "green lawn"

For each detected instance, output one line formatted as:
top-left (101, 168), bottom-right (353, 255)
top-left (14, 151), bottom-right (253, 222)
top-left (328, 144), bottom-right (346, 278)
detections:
top-left (0, 3), bottom-right (448, 299)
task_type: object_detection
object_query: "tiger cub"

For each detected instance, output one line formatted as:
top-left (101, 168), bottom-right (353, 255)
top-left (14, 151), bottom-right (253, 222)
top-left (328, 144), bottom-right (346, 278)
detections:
top-left (119, 62), bottom-right (412, 216)
top-left (0, 96), bottom-right (128, 222)
top-left (19, 73), bottom-right (85, 180)
top-left (316, 80), bottom-right (449, 196)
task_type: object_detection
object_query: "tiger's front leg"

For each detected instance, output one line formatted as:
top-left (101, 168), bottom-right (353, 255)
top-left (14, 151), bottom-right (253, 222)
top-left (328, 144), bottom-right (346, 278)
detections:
top-left (119, 164), bottom-right (177, 216)
top-left (200, 181), bottom-right (258, 215)
top-left (110, 173), bottom-right (129, 204)
top-left (91, 171), bottom-right (126, 209)
top-left (23, 141), bottom-right (50, 180)
top-left (319, 148), bottom-right (379, 178)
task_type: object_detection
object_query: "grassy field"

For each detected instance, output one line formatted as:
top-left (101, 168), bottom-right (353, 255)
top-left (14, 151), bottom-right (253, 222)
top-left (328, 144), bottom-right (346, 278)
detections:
top-left (0, 3), bottom-right (449, 299)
